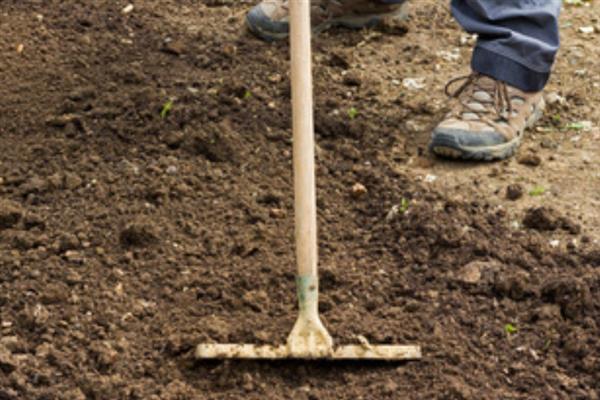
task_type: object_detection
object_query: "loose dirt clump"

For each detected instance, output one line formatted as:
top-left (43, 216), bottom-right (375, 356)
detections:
top-left (523, 207), bottom-right (581, 234)
top-left (518, 153), bottom-right (542, 167)
top-left (185, 123), bottom-right (238, 163)
top-left (0, 200), bottom-right (23, 229)
top-left (506, 183), bottom-right (524, 200)
top-left (541, 277), bottom-right (594, 320)
top-left (120, 219), bottom-right (160, 247)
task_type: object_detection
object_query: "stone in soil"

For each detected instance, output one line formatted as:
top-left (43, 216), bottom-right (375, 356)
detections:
top-left (351, 183), bottom-right (368, 198)
top-left (518, 153), bottom-right (542, 166)
top-left (161, 40), bottom-right (186, 56)
top-left (269, 208), bottom-right (286, 219)
top-left (455, 261), bottom-right (483, 284)
top-left (64, 172), bottom-right (83, 190)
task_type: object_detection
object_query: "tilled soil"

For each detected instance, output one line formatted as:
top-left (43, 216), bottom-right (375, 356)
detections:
top-left (1, 1), bottom-right (599, 399)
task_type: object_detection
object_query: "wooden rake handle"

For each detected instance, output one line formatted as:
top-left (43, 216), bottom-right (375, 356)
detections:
top-left (290, 0), bottom-right (317, 278)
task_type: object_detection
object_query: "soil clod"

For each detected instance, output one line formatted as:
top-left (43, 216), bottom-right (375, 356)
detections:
top-left (541, 277), bottom-right (593, 320)
top-left (162, 40), bottom-right (186, 56)
top-left (0, 345), bottom-right (17, 374)
top-left (0, 200), bottom-right (23, 229)
top-left (120, 219), bottom-right (159, 247)
top-left (506, 184), bottom-right (524, 200)
top-left (518, 153), bottom-right (542, 167)
top-left (186, 124), bottom-right (237, 163)
top-left (342, 70), bottom-right (363, 87)
top-left (523, 207), bottom-right (581, 234)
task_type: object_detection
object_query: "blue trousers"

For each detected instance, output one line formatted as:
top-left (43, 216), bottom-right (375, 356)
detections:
top-left (384, 0), bottom-right (562, 92)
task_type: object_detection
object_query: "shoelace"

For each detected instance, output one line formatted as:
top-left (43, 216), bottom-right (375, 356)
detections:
top-left (444, 73), bottom-right (514, 120)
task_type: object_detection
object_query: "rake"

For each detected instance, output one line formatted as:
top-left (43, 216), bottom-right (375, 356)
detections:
top-left (196, 0), bottom-right (421, 361)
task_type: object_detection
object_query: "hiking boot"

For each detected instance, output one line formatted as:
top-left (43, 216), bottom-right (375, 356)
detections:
top-left (429, 73), bottom-right (545, 161)
top-left (246, 0), bottom-right (409, 41)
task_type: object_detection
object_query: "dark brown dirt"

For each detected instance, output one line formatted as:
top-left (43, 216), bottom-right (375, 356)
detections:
top-left (523, 207), bottom-right (582, 234)
top-left (1, 1), bottom-right (599, 399)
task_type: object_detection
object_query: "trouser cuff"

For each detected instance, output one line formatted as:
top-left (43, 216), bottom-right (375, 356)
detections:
top-left (472, 46), bottom-right (550, 92)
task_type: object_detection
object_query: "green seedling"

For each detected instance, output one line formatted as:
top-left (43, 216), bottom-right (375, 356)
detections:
top-left (529, 186), bottom-right (546, 197)
top-left (504, 323), bottom-right (518, 335)
top-left (399, 198), bottom-right (410, 214)
top-left (243, 90), bottom-right (252, 100)
top-left (348, 107), bottom-right (359, 120)
top-left (160, 100), bottom-right (174, 118)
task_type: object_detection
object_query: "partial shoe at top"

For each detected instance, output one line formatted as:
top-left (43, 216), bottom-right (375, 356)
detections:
top-left (246, 0), bottom-right (409, 41)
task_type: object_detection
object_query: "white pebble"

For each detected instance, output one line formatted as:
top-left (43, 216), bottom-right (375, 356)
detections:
top-left (402, 78), bottom-right (426, 90)
top-left (578, 26), bottom-right (595, 34)
top-left (424, 174), bottom-right (438, 183)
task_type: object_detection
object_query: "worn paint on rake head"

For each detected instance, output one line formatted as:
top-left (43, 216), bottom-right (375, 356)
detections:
top-left (195, 343), bottom-right (422, 360)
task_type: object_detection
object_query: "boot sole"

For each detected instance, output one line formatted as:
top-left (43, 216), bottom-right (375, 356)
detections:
top-left (429, 98), bottom-right (546, 162)
top-left (246, 5), bottom-right (409, 42)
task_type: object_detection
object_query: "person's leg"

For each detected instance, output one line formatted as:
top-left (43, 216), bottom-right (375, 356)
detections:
top-left (430, 0), bottom-right (562, 161)
top-left (246, 0), bottom-right (408, 42)
top-left (451, 0), bottom-right (562, 92)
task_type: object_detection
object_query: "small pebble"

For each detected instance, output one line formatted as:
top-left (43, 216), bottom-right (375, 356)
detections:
top-left (351, 183), bottom-right (368, 198)
top-left (579, 26), bottom-right (595, 35)
top-left (518, 154), bottom-right (542, 167)
top-left (269, 208), bottom-right (286, 219)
